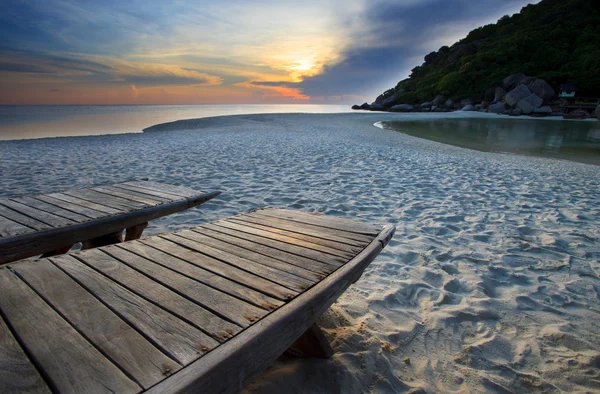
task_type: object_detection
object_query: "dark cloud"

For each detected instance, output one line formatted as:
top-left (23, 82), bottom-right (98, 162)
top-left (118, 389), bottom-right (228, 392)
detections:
top-left (0, 62), bottom-right (48, 73)
top-left (124, 75), bottom-right (213, 86)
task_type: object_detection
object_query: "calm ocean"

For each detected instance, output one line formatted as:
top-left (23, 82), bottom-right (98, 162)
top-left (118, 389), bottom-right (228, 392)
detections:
top-left (0, 104), bottom-right (352, 140)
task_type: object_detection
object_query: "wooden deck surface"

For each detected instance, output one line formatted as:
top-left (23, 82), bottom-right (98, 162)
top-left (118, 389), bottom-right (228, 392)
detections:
top-left (0, 208), bottom-right (393, 394)
top-left (0, 181), bottom-right (219, 264)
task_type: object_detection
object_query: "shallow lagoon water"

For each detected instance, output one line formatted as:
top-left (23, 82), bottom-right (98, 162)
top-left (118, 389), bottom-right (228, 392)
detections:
top-left (1, 112), bottom-right (599, 393)
top-left (380, 117), bottom-right (600, 165)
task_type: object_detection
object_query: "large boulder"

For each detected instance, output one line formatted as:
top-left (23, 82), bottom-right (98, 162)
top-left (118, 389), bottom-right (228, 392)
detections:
top-left (596, 104), bottom-right (600, 119)
top-left (420, 101), bottom-right (433, 108)
top-left (484, 87), bottom-right (496, 102)
top-left (351, 104), bottom-right (361, 110)
top-left (433, 95), bottom-right (446, 106)
top-left (511, 108), bottom-right (523, 116)
top-left (444, 99), bottom-right (454, 108)
top-left (389, 104), bottom-right (415, 112)
top-left (488, 102), bottom-right (506, 113)
top-left (359, 102), bottom-right (370, 110)
top-left (503, 73), bottom-right (527, 91)
top-left (494, 87), bottom-right (507, 102)
top-left (375, 91), bottom-right (394, 104)
top-left (460, 104), bottom-right (475, 111)
top-left (370, 103), bottom-right (384, 111)
top-left (382, 95), bottom-right (398, 108)
top-left (460, 99), bottom-right (473, 107)
top-left (524, 79), bottom-right (556, 104)
top-left (533, 106), bottom-right (552, 115)
top-left (505, 85), bottom-right (531, 107)
top-left (516, 94), bottom-right (543, 114)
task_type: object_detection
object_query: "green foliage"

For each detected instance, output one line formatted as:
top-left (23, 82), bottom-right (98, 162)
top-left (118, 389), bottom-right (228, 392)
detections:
top-left (382, 0), bottom-right (600, 103)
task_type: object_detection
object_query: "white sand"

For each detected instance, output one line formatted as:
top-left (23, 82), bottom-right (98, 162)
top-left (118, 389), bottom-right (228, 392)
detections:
top-left (1, 112), bottom-right (599, 393)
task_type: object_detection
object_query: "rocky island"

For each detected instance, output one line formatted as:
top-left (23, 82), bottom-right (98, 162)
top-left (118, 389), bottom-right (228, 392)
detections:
top-left (354, 0), bottom-right (600, 119)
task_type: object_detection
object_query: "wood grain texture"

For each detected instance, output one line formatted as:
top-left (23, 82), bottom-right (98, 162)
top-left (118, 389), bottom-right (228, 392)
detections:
top-left (161, 232), bottom-right (312, 293)
top-left (10, 196), bottom-right (90, 223)
top-left (0, 205), bottom-right (51, 232)
top-left (236, 212), bottom-right (370, 246)
top-left (217, 219), bottom-right (358, 259)
top-left (95, 246), bottom-right (265, 328)
top-left (48, 192), bottom-right (124, 215)
top-left (115, 184), bottom-right (186, 201)
top-left (33, 194), bottom-right (106, 219)
top-left (51, 254), bottom-right (216, 365)
top-left (0, 267), bottom-right (141, 394)
top-left (13, 259), bottom-right (180, 389)
top-left (145, 224), bottom-right (395, 394)
top-left (0, 312), bottom-right (51, 393)
top-left (64, 189), bottom-right (147, 211)
top-left (124, 181), bottom-right (199, 198)
top-left (0, 216), bottom-right (33, 238)
top-left (0, 199), bottom-right (76, 228)
top-left (174, 229), bottom-right (323, 282)
top-left (91, 186), bottom-right (168, 205)
top-left (122, 239), bottom-right (288, 307)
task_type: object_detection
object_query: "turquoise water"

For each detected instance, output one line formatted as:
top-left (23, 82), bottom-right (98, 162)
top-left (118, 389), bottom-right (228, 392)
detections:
top-left (0, 104), bottom-right (352, 140)
top-left (380, 117), bottom-right (600, 165)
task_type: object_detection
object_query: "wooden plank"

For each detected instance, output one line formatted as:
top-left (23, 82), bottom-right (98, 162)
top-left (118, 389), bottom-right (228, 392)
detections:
top-left (0, 205), bottom-right (52, 232)
top-left (256, 209), bottom-right (381, 235)
top-left (0, 199), bottom-right (76, 228)
top-left (0, 312), bottom-right (51, 393)
top-left (48, 192), bottom-right (124, 215)
top-left (10, 196), bottom-right (90, 223)
top-left (174, 228), bottom-right (323, 282)
top-left (161, 232), bottom-right (313, 293)
top-left (206, 222), bottom-right (347, 267)
top-left (64, 189), bottom-right (144, 211)
top-left (218, 219), bottom-right (358, 259)
top-left (74, 248), bottom-right (243, 336)
top-left (233, 213), bottom-right (370, 247)
top-left (33, 194), bottom-right (106, 219)
top-left (192, 226), bottom-right (335, 277)
top-left (119, 241), bottom-right (288, 308)
top-left (0, 191), bottom-right (220, 265)
top-left (115, 184), bottom-right (185, 201)
top-left (0, 267), bottom-right (141, 394)
top-left (124, 181), bottom-right (200, 198)
top-left (0, 216), bottom-right (34, 238)
top-left (13, 259), bottom-right (181, 389)
top-left (250, 211), bottom-right (373, 243)
top-left (92, 186), bottom-right (169, 205)
top-left (145, 224), bottom-right (396, 394)
top-left (98, 246), bottom-right (267, 327)
top-left (51, 254), bottom-right (218, 365)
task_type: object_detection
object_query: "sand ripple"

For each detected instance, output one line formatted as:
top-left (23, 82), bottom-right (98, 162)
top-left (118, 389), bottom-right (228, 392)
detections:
top-left (1, 113), bottom-right (599, 393)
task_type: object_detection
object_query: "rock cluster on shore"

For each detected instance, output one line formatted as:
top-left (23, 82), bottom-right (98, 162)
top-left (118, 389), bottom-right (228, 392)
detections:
top-left (352, 73), bottom-right (597, 118)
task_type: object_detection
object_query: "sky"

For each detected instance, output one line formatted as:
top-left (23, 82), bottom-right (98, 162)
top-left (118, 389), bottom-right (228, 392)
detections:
top-left (0, 0), bottom-right (538, 105)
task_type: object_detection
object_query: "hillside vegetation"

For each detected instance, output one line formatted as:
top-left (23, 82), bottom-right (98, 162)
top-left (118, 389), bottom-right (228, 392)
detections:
top-left (381, 0), bottom-right (600, 105)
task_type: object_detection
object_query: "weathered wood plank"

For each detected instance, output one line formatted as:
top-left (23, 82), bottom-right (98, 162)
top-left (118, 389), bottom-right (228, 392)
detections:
top-left (98, 246), bottom-right (267, 327)
top-left (0, 267), bottom-right (141, 394)
top-left (120, 240), bottom-right (288, 307)
top-left (218, 219), bottom-right (358, 259)
top-left (161, 232), bottom-right (313, 293)
top-left (174, 228), bottom-right (322, 282)
top-left (64, 189), bottom-right (144, 211)
top-left (206, 222), bottom-right (347, 268)
top-left (74, 248), bottom-right (242, 337)
top-left (115, 184), bottom-right (185, 201)
top-left (124, 181), bottom-right (200, 198)
top-left (256, 208), bottom-right (381, 235)
top-left (145, 224), bottom-right (396, 394)
top-left (33, 194), bottom-right (106, 219)
top-left (48, 192), bottom-right (124, 215)
top-left (192, 225), bottom-right (335, 276)
top-left (232, 213), bottom-right (369, 247)
top-left (0, 199), bottom-right (76, 228)
top-left (0, 312), bottom-right (51, 393)
top-left (10, 196), bottom-right (90, 223)
top-left (0, 216), bottom-right (34, 238)
top-left (13, 259), bottom-right (181, 389)
top-left (92, 186), bottom-right (168, 205)
top-left (0, 205), bottom-right (52, 232)
top-left (251, 211), bottom-right (374, 243)
top-left (51, 254), bottom-right (217, 365)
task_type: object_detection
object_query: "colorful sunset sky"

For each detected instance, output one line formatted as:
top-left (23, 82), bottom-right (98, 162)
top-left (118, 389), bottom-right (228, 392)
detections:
top-left (1, 0), bottom-right (537, 105)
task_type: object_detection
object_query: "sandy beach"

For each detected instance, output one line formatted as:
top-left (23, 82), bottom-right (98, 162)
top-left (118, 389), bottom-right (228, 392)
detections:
top-left (1, 112), bottom-right (599, 393)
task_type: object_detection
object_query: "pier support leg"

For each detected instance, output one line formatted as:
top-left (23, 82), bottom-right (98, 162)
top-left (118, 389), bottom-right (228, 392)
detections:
top-left (285, 323), bottom-right (333, 359)
top-left (125, 222), bottom-right (148, 241)
top-left (82, 231), bottom-right (123, 250)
